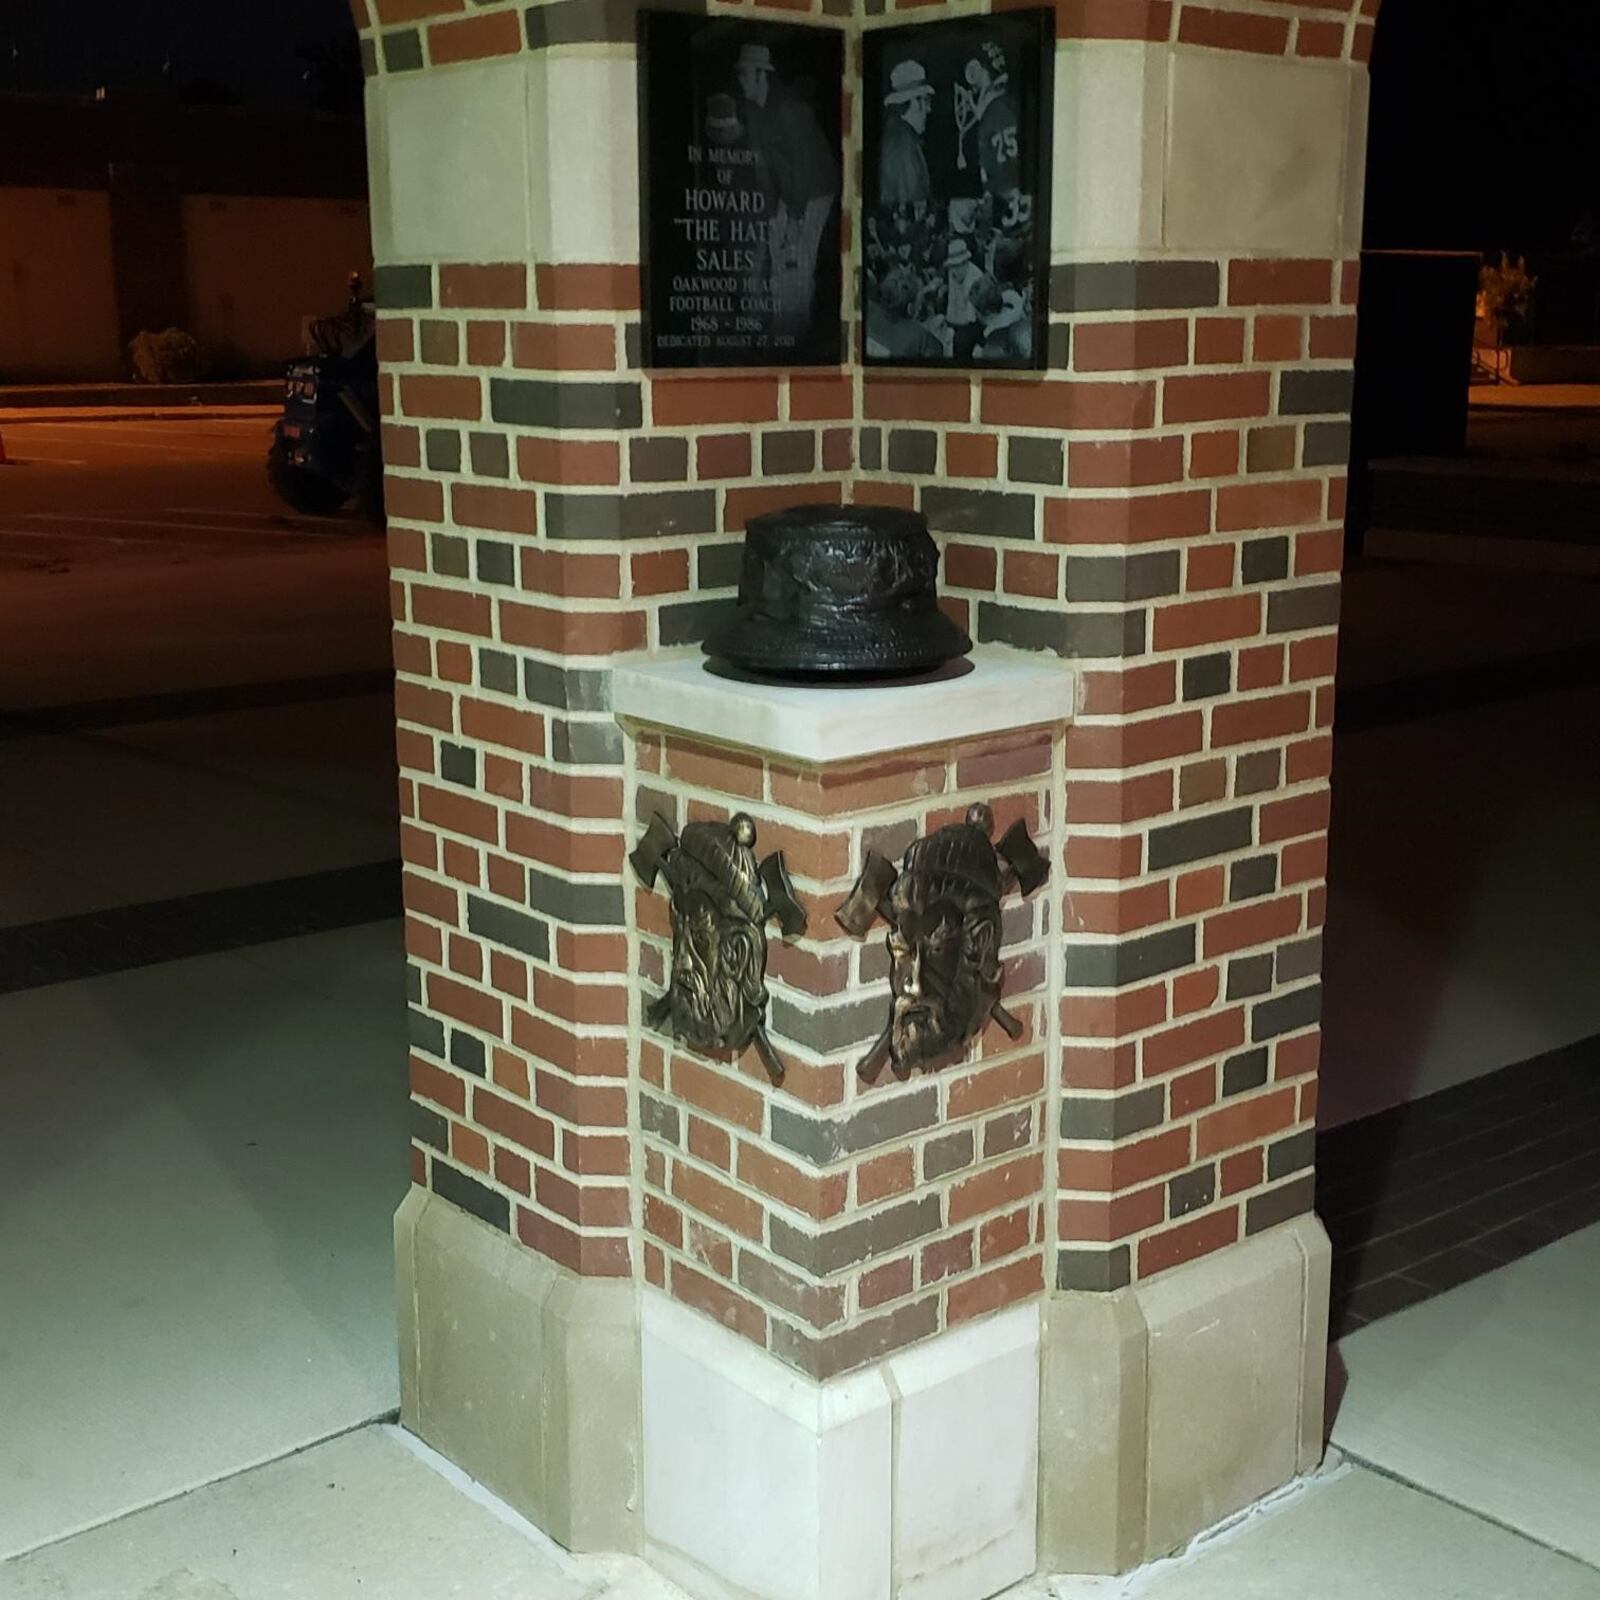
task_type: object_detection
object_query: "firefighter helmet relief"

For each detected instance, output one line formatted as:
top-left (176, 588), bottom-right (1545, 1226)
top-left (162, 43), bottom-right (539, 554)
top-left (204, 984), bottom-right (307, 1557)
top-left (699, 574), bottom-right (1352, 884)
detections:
top-left (836, 803), bottom-right (1049, 1081)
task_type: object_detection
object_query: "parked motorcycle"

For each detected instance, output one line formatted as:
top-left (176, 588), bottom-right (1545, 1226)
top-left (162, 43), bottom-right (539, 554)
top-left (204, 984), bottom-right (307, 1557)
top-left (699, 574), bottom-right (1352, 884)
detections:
top-left (267, 274), bottom-right (383, 521)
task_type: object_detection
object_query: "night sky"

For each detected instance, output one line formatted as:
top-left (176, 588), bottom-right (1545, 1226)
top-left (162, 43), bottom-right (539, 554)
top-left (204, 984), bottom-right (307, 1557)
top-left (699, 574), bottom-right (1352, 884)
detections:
top-left (1, 0), bottom-right (354, 108)
top-left (1364, 0), bottom-right (1600, 255)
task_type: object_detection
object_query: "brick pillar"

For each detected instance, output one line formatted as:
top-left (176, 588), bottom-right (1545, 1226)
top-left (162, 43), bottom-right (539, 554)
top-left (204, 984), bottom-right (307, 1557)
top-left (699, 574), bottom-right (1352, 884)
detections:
top-left (354, 0), bottom-right (1376, 1583)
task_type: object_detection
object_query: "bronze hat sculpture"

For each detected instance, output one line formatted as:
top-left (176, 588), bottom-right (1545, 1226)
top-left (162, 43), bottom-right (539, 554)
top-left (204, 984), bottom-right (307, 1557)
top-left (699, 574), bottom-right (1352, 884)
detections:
top-left (836, 803), bottom-right (1048, 1080)
top-left (631, 811), bottom-right (806, 1083)
top-left (703, 503), bottom-right (971, 679)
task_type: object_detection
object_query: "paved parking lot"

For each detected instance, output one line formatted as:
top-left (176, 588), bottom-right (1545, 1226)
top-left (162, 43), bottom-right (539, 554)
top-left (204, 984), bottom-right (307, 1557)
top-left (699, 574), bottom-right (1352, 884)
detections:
top-left (0, 413), bottom-right (375, 574)
top-left (0, 411), bottom-right (390, 707)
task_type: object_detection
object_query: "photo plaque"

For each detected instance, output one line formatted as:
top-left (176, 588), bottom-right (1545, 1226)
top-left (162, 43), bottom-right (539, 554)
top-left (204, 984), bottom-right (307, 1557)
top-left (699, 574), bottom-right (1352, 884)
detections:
top-left (638, 11), bottom-right (844, 368)
top-left (861, 9), bottom-right (1054, 369)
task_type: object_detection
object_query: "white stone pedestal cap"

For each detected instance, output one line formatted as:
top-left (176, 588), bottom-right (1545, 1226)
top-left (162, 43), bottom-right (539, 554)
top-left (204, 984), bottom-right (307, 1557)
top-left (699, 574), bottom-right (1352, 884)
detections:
top-left (612, 651), bottom-right (1075, 765)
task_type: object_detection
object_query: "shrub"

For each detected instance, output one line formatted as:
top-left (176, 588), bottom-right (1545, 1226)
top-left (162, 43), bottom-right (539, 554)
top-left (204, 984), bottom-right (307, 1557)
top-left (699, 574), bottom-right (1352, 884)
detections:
top-left (1477, 254), bottom-right (1537, 347)
top-left (128, 327), bottom-right (207, 385)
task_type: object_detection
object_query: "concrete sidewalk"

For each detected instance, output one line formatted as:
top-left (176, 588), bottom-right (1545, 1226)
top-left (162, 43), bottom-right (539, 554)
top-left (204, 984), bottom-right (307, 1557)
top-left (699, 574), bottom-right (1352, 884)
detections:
top-left (7, 1425), bottom-right (1598, 1600)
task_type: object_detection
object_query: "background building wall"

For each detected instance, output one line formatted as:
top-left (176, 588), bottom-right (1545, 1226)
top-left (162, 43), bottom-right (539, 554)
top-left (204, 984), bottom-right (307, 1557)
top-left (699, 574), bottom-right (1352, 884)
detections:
top-left (0, 187), bottom-right (122, 380)
top-left (183, 194), bottom-right (375, 368)
top-left (0, 94), bottom-right (370, 380)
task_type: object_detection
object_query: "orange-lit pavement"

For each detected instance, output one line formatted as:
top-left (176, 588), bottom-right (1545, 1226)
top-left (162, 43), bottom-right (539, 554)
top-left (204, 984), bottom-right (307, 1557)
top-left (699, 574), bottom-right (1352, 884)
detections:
top-left (0, 414), bottom-right (389, 705)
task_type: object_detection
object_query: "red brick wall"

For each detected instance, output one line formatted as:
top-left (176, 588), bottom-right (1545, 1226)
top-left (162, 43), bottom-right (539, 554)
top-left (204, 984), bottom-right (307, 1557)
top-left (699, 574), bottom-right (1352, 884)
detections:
top-left (388, 253), bottom-right (858, 1275)
top-left (853, 255), bottom-right (1352, 1291)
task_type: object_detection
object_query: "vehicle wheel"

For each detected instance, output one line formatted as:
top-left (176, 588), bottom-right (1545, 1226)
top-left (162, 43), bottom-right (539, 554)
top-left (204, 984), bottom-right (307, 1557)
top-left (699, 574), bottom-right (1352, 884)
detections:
top-left (266, 440), bottom-right (349, 515)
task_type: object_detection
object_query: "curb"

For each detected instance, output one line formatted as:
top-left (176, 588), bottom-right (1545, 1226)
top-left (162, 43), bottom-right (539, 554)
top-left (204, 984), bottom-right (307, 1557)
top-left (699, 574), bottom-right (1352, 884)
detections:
top-left (0, 381), bottom-right (281, 409)
top-left (0, 407), bottom-right (280, 426)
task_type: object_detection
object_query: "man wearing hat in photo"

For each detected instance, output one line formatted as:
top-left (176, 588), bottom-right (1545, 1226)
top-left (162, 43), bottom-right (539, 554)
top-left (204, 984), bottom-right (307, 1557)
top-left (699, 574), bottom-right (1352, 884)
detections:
top-left (878, 57), bottom-right (934, 209)
top-left (943, 234), bottom-right (990, 361)
top-left (735, 40), bottom-right (838, 341)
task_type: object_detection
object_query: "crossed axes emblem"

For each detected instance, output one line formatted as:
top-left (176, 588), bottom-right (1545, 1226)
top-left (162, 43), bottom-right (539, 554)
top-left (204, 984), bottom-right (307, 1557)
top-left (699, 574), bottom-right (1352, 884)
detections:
top-left (631, 812), bottom-right (806, 1085)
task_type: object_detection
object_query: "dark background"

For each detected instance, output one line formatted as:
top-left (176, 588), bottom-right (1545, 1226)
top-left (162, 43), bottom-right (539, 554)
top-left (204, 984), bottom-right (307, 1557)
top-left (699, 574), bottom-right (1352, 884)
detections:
top-left (1365, 0), bottom-right (1600, 255)
top-left (0, 0), bottom-right (359, 111)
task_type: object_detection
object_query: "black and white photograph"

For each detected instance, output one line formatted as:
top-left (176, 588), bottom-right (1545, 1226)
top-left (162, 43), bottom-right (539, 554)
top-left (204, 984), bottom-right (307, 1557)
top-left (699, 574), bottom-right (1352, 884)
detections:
top-left (638, 12), bottom-right (844, 368)
top-left (861, 10), bottom-right (1054, 369)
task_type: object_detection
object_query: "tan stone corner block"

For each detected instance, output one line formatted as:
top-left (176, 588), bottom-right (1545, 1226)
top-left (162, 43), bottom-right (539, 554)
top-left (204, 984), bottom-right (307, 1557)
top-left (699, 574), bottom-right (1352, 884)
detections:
top-left (541, 1274), bottom-right (643, 1551)
top-left (1051, 42), bottom-right (1168, 259)
top-left (394, 1190), bottom-right (640, 1554)
top-left (1038, 1289), bottom-right (1149, 1575)
top-left (383, 56), bottom-right (532, 262)
top-left (394, 1186), bottom-right (426, 1426)
top-left (1340, 68), bottom-right (1372, 258)
top-left (362, 73), bottom-right (394, 265)
top-left (1039, 1215), bottom-right (1330, 1575)
top-left (1164, 50), bottom-right (1353, 258)
top-left (528, 51), bottom-right (641, 266)
top-left (396, 1190), bottom-right (554, 1528)
top-left (1287, 1212), bottom-right (1333, 1474)
top-left (1140, 1221), bottom-right (1307, 1559)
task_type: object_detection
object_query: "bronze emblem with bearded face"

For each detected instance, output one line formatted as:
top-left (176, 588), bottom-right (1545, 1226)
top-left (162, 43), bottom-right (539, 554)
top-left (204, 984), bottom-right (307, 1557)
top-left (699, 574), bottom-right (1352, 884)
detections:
top-left (631, 812), bottom-right (805, 1083)
top-left (837, 803), bottom-right (1048, 1081)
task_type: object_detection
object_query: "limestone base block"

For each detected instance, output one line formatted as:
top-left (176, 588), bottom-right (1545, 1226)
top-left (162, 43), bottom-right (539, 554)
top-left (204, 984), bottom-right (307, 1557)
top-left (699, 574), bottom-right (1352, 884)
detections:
top-left (1039, 1214), bottom-right (1332, 1573)
top-left (395, 1193), bottom-right (1328, 1587)
top-left (640, 1291), bottom-right (1040, 1600)
top-left (889, 1304), bottom-right (1040, 1600)
top-left (393, 1188), bottom-right (640, 1552)
top-left (1038, 1288), bottom-right (1149, 1575)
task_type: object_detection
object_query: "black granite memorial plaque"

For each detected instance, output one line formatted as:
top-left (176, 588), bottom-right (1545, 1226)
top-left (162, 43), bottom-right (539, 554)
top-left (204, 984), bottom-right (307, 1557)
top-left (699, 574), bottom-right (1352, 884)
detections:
top-left (638, 11), bottom-right (844, 368)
